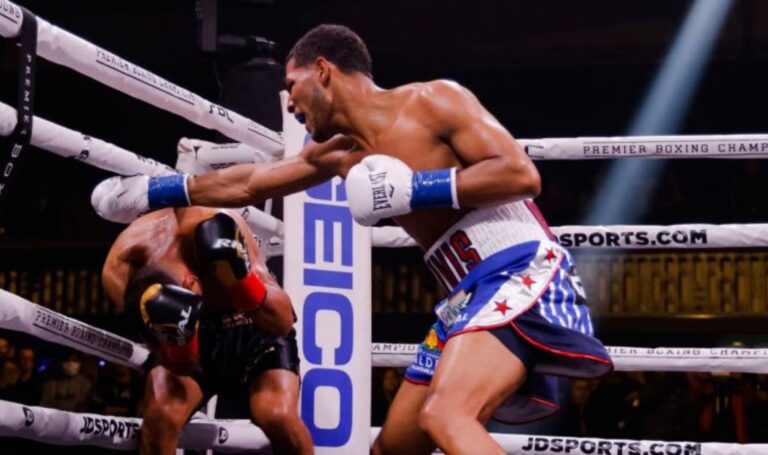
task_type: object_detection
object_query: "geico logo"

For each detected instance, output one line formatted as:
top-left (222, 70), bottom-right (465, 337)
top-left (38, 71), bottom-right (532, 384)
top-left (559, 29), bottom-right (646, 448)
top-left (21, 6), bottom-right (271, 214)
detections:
top-left (300, 177), bottom-right (354, 447)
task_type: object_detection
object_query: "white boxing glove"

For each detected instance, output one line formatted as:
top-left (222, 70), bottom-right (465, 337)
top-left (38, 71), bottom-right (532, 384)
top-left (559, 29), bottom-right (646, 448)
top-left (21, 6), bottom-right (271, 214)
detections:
top-left (345, 155), bottom-right (459, 226)
top-left (91, 174), bottom-right (190, 224)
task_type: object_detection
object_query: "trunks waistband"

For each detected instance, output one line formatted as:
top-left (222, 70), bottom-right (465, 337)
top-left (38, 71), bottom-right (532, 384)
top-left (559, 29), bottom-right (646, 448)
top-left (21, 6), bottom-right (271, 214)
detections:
top-left (422, 201), bottom-right (554, 290)
top-left (199, 311), bottom-right (255, 331)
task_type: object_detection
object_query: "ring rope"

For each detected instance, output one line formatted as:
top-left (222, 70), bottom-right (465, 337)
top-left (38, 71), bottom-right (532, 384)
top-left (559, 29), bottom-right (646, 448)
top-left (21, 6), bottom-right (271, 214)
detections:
top-left (0, 0), bottom-right (283, 155)
top-left (199, 209), bottom-right (768, 251)
top-left (370, 223), bottom-right (768, 249)
top-left (519, 134), bottom-right (768, 160)
top-left (0, 400), bottom-right (270, 452)
top-left (0, 289), bottom-right (150, 368)
top-left (3, 288), bottom-right (768, 374)
top-left (372, 343), bottom-right (768, 374)
top-left (1, 400), bottom-right (763, 454)
top-left (0, 100), bottom-right (285, 256)
top-left (0, 100), bottom-right (174, 177)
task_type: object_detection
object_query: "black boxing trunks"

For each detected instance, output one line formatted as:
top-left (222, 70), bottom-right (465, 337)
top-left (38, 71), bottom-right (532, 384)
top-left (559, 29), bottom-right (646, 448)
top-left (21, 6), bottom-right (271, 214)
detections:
top-left (192, 311), bottom-right (300, 400)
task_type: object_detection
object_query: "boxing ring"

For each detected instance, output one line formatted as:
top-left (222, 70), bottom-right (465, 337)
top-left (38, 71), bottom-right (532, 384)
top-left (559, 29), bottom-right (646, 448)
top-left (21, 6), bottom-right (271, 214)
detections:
top-left (1, 1), bottom-right (768, 453)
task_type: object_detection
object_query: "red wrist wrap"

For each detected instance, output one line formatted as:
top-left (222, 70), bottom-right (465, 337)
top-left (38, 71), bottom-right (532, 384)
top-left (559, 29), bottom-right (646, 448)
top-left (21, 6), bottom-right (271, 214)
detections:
top-left (229, 272), bottom-right (267, 311)
top-left (160, 332), bottom-right (199, 364)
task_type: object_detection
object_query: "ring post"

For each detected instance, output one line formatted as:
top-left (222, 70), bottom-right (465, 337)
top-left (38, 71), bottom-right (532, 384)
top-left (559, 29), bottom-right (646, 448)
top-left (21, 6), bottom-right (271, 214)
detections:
top-left (281, 92), bottom-right (372, 454)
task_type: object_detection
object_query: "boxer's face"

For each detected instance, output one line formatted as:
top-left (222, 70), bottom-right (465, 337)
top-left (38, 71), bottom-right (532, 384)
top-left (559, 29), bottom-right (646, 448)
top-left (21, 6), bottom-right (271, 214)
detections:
top-left (285, 57), bottom-right (335, 142)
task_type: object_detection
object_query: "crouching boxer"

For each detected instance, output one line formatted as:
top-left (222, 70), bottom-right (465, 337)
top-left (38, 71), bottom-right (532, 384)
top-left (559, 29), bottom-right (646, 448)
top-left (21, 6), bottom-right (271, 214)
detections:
top-left (102, 207), bottom-right (313, 455)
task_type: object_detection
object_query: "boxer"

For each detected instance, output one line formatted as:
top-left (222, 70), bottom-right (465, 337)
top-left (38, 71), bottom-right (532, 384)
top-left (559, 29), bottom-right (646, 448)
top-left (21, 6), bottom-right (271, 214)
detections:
top-left (102, 207), bottom-right (313, 454)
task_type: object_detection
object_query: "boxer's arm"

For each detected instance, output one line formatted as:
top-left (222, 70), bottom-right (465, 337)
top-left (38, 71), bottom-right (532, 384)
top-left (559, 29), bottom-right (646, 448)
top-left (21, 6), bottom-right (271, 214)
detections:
top-left (102, 243), bottom-right (147, 312)
top-left (188, 136), bottom-right (351, 207)
top-left (421, 80), bottom-right (541, 207)
top-left (193, 212), bottom-right (294, 336)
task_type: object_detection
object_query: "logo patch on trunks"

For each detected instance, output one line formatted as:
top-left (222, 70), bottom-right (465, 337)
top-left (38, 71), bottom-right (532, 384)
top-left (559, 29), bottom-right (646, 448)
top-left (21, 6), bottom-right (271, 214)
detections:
top-left (435, 290), bottom-right (471, 327)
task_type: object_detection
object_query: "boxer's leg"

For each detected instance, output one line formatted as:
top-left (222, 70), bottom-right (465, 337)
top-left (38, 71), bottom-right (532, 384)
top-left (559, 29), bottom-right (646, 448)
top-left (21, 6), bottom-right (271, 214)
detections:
top-left (248, 369), bottom-right (313, 455)
top-left (373, 379), bottom-right (436, 455)
top-left (419, 330), bottom-right (527, 455)
top-left (139, 365), bottom-right (204, 455)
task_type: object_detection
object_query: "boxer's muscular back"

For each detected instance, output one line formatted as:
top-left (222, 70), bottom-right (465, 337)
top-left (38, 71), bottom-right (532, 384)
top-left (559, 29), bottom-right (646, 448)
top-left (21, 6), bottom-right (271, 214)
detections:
top-left (102, 207), bottom-right (266, 313)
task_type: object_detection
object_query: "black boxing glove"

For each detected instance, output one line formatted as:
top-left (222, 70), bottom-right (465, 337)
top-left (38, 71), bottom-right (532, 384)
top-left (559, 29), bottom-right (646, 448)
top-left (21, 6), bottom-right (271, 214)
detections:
top-left (195, 213), bottom-right (267, 311)
top-left (139, 283), bottom-right (202, 363)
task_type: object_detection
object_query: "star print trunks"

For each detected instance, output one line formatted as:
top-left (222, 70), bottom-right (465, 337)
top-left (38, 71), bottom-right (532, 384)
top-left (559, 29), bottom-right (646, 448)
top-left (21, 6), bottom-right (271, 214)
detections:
top-left (404, 201), bottom-right (613, 424)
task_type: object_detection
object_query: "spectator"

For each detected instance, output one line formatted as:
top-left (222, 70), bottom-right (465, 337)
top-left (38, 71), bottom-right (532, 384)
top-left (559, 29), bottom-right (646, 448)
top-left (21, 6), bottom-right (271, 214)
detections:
top-left (40, 354), bottom-right (92, 412)
top-left (10, 347), bottom-right (42, 405)
top-left (0, 358), bottom-right (21, 401)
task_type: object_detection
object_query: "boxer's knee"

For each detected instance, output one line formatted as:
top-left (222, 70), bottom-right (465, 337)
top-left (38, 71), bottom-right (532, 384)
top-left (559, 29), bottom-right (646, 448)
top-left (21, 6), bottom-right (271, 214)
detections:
top-left (250, 393), bottom-right (297, 437)
top-left (142, 401), bottom-right (188, 436)
top-left (140, 401), bottom-right (187, 454)
top-left (418, 392), bottom-right (472, 440)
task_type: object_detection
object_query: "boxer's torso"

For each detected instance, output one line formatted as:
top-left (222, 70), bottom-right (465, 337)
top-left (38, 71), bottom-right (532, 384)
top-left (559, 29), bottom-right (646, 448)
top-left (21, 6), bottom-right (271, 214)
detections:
top-left (331, 81), bottom-right (534, 252)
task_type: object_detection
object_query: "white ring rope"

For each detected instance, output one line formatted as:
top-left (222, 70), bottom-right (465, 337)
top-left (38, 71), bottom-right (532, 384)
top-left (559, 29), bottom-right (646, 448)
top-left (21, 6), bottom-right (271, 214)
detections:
top-left (0, 400), bottom-right (270, 452)
top-left (2, 288), bottom-right (768, 375)
top-left (371, 223), bottom-right (768, 249)
top-left (198, 209), bottom-right (768, 252)
top-left (0, 100), bottom-right (285, 256)
top-left (0, 0), bottom-right (283, 155)
top-left (372, 343), bottom-right (768, 374)
top-left (519, 134), bottom-right (768, 160)
top-left (0, 100), bottom-right (174, 177)
top-left (1, 399), bottom-right (764, 455)
top-left (0, 289), bottom-right (150, 368)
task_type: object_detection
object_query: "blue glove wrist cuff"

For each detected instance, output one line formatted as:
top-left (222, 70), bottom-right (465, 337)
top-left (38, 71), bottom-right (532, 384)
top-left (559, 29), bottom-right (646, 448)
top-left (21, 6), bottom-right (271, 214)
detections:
top-left (148, 174), bottom-right (190, 209)
top-left (411, 168), bottom-right (459, 210)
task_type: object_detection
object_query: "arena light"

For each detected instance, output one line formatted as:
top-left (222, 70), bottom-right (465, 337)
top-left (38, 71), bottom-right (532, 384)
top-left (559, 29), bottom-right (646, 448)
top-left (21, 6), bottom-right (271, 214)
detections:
top-left (584, 0), bottom-right (734, 225)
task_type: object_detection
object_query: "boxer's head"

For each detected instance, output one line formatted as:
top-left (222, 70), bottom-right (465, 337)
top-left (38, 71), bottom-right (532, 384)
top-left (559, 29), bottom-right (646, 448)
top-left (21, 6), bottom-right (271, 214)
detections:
top-left (286, 24), bottom-right (372, 142)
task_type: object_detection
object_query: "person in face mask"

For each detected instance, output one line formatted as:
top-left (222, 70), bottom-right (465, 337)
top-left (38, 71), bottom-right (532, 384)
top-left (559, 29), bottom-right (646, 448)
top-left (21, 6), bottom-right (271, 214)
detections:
top-left (40, 354), bottom-right (93, 412)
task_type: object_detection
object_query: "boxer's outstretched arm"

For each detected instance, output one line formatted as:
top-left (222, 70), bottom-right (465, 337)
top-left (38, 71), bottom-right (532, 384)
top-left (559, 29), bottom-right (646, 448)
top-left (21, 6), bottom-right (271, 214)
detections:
top-left (188, 135), bottom-right (351, 207)
top-left (421, 80), bottom-right (541, 207)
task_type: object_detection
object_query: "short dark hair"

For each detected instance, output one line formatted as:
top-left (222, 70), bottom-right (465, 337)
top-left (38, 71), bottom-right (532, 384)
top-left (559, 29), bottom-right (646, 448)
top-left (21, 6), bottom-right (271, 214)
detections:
top-left (287, 24), bottom-right (372, 76)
